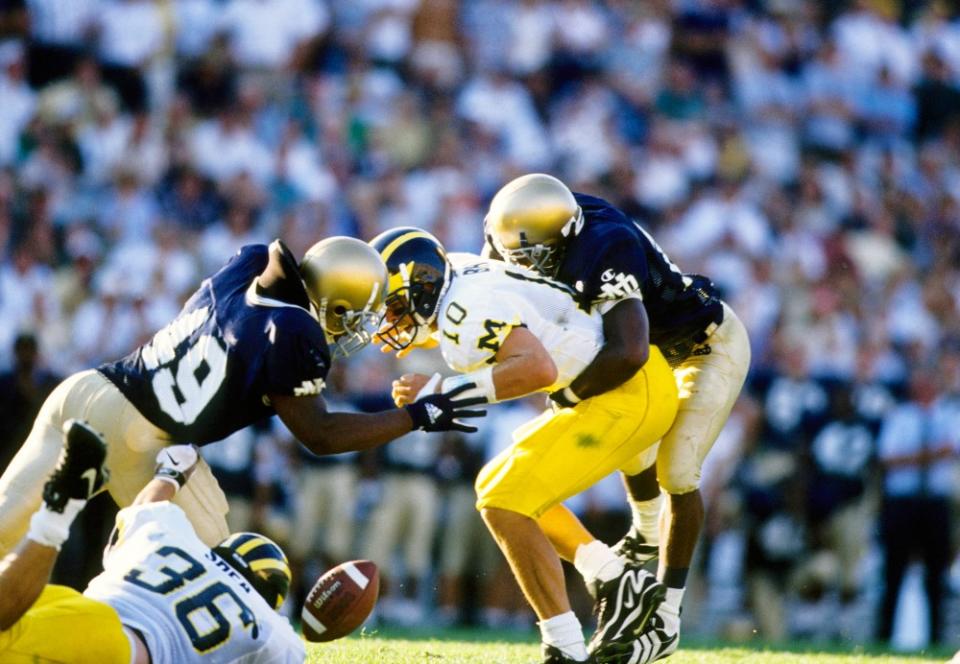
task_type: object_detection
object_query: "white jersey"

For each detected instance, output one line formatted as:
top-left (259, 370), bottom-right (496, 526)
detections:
top-left (84, 503), bottom-right (305, 664)
top-left (439, 254), bottom-right (603, 391)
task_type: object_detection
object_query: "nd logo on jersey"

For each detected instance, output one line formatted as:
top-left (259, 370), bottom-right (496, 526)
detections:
top-left (599, 269), bottom-right (640, 300)
top-left (294, 378), bottom-right (326, 396)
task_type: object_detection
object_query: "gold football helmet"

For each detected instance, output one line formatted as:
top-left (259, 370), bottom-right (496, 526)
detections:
top-left (485, 173), bottom-right (583, 276)
top-left (299, 237), bottom-right (388, 358)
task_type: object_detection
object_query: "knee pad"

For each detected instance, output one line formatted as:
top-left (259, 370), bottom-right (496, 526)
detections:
top-left (656, 454), bottom-right (701, 495)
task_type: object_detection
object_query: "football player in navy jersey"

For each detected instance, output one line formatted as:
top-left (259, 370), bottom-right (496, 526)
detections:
top-left (0, 236), bottom-right (485, 555)
top-left (484, 174), bottom-right (752, 662)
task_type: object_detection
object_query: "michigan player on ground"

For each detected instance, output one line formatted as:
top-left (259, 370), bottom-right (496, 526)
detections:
top-left (0, 419), bottom-right (303, 663)
top-left (372, 228), bottom-right (679, 664)
top-left (484, 174), bottom-right (752, 662)
top-left (0, 237), bottom-right (485, 555)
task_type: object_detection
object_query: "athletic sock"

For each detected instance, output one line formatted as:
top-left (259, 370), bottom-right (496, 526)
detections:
top-left (629, 494), bottom-right (662, 544)
top-left (660, 587), bottom-right (684, 633)
top-left (574, 540), bottom-right (625, 589)
top-left (539, 611), bottom-right (588, 661)
top-left (27, 499), bottom-right (86, 549)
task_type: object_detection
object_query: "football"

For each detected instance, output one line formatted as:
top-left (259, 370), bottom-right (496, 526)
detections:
top-left (301, 560), bottom-right (380, 642)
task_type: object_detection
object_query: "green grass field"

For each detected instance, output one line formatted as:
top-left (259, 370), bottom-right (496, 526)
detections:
top-left (305, 628), bottom-right (955, 663)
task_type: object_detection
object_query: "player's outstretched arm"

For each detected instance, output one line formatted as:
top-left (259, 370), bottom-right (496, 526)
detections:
top-left (487, 327), bottom-right (558, 400)
top-left (132, 445), bottom-right (201, 506)
top-left (0, 540), bottom-right (59, 631)
top-left (272, 386), bottom-right (487, 456)
top-left (393, 327), bottom-right (558, 406)
top-left (550, 298), bottom-right (649, 408)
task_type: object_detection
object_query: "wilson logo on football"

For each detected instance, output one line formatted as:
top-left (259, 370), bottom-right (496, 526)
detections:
top-left (312, 580), bottom-right (342, 608)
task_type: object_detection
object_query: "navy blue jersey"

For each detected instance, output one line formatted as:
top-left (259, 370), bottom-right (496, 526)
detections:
top-left (486, 193), bottom-right (723, 363)
top-left (806, 417), bottom-right (875, 520)
top-left (748, 369), bottom-right (830, 451)
top-left (100, 245), bottom-right (330, 445)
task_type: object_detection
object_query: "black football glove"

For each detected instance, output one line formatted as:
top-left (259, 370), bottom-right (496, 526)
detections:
top-left (405, 382), bottom-right (488, 433)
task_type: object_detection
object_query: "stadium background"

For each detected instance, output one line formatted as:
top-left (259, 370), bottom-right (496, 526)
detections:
top-left (0, 0), bottom-right (958, 655)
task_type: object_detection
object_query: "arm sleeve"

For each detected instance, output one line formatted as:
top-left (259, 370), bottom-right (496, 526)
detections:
top-left (582, 229), bottom-right (649, 307)
top-left (261, 311), bottom-right (331, 397)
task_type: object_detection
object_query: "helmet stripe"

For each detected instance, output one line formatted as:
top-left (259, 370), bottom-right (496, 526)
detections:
top-left (379, 230), bottom-right (437, 264)
top-left (235, 537), bottom-right (270, 556)
top-left (250, 558), bottom-right (292, 576)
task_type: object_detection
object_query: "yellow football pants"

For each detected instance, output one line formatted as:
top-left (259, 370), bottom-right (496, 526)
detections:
top-left (476, 346), bottom-right (679, 518)
top-left (0, 585), bottom-right (131, 663)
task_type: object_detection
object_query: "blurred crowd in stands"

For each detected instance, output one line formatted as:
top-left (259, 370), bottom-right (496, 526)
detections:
top-left (0, 0), bottom-right (959, 651)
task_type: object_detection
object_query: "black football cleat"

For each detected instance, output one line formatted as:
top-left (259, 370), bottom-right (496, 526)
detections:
top-left (42, 419), bottom-right (109, 512)
top-left (612, 527), bottom-right (659, 567)
top-left (541, 644), bottom-right (591, 663)
top-left (587, 564), bottom-right (666, 656)
top-left (595, 608), bottom-right (680, 664)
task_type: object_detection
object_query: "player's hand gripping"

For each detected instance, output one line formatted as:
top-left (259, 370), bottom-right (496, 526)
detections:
top-left (154, 444), bottom-right (201, 489)
top-left (404, 374), bottom-right (487, 433)
top-left (392, 372), bottom-right (433, 406)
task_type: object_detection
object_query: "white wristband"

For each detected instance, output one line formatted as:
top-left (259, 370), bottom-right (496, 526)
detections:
top-left (560, 387), bottom-right (581, 405)
top-left (441, 366), bottom-right (498, 404)
top-left (27, 500), bottom-right (86, 550)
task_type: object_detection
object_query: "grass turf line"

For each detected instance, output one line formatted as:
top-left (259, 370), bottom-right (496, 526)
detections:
top-left (305, 629), bottom-right (953, 663)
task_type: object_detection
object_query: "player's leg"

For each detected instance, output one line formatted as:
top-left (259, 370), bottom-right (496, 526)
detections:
top-left (477, 354), bottom-right (678, 663)
top-left (476, 411), bottom-right (591, 663)
top-left (0, 419), bottom-right (108, 629)
top-left (401, 475), bottom-right (439, 625)
top-left (630, 306), bottom-right (750, 663)
top-left (615, 449), bottom-right (663, 565)
top-left (0, 372), bottom-right (90, 554)
top-left (537, 500), bottom-right (666, 651)
top-left (362, 475), bottom-right (405, 612)
top-left (537, 503), bottom-right (595, 562)
top-left (481, 505), bottom-right (584, 663)
top-left (437, 484), bottom-right (477, 625)
top-left (324, 464), bottom-right (358, 564)
top-left (83, 372), bottom-right (230, 546)
top-left (290, 466), bottom-right (326, 603)
top-left (1, 585), bottom-right (134, 664)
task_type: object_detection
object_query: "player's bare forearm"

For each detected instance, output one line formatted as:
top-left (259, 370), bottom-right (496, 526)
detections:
top-left (272, 393), bottom-right (414, 455)
top-left (132, 477), bottom-right (180, 505)
top-left (568, 298), bottom-right (649, 400)
top-left (491, 327), bottom-right (558, 400)
top-left (0, 539), bottom-right (58, 630)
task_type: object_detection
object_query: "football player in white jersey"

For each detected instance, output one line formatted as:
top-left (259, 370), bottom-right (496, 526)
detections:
top-left (370, 228), bottom-right (680, 664)
top-left (0, 419), bottom-right (304, 663)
